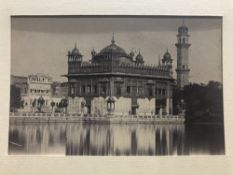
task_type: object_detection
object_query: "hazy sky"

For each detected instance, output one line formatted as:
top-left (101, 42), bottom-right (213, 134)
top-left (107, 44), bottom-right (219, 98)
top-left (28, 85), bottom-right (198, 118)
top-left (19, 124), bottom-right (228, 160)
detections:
top-left (11, 16), bottom-right (222, 83)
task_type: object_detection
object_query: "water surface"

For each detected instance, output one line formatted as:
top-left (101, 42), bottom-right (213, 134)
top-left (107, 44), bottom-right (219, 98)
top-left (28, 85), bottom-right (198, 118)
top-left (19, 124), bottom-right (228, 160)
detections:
top-left (8, 122), bottom-right (225, 155)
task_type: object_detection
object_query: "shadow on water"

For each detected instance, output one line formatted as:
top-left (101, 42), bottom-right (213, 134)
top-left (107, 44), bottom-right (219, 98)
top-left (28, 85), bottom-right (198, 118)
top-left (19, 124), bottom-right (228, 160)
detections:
top-left (8, 122), bottom-right (225, 155)
top-left (184, 124), bottom-right (225, 155)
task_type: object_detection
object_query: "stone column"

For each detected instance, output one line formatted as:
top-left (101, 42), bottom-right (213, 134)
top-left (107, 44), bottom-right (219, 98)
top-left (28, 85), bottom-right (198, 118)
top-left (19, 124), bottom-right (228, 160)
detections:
top-left (166, 98), bottom-right (170, 115)
top-left (98, 82), bottom-right (101, 96)
top-left (110, 78), bottom-right (114, 97)
top-left (159, 106), bottom-right (163, 116)
top-left (169, 98), bottom-right (173, 115)
top-left (166, 82), bottom-right (172, 115)
top-left (109, 78), bottom-right (115, 114)
top-left (154, 98), bottom-right (156, 115)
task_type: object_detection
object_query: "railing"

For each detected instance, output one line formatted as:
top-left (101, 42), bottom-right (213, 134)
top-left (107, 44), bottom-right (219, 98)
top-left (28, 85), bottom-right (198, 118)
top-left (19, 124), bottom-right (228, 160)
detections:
top-left (10, 112), bottom-right (81, 117)
top-left (10, 112), bottom-right (185, 120)
top-left (69, 63), bottom-right (172, 77)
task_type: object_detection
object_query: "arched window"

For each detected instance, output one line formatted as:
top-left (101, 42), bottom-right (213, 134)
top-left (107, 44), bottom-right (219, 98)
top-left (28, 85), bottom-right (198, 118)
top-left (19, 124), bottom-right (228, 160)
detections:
top-left (183, 38), bottom-right (185, 43)
top-left (101, 85), bottom-right (107, 95)
top-left (155, 88), bottom-right (158, 95)
top-left (127, 86), bottom-right (131, 94)
top-left (116, 86), bottom-right (121, 96)
top-left (87, 85), bottom-right (91, 94)
top-left (81, 85), bottom-right (85, 94)
top-left (93, 85), bottom-right (97, 94)
top-left (148, 87), bottom-right (153, 97)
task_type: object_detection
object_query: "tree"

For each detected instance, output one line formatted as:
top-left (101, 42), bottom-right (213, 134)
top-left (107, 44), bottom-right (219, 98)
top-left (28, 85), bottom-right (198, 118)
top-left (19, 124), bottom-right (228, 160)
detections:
top-left (32, 99), bottom-right (36, 107)
top-left (20, 100), bottom-right (25, 109)
top-left (58, 98), bottom-right (68, 113)
top-left (63, 99), bottom-right (68, 113)
top-left (37, 96), bottom-right (45, 112)
top-left (173, 81), bottom-right (223, 123)
top-left (10, 85), bottom-right (21, 112)
top-left (172, 86), bottom-right (183, 115)
top-left (50, 101), bottom-right (55, 113)
top-left (61, 98), bottom-right (68, 113)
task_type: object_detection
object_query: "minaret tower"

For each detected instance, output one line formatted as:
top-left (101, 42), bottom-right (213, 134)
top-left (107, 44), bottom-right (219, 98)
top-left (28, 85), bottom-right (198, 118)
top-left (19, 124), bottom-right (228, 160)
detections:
top-left (175, 21), bottom-right (191, 89)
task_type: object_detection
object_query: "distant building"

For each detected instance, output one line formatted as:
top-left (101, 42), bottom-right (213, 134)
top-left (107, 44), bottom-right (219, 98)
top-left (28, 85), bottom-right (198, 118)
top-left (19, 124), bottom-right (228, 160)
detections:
top-left (51, 81), bottom-right (69, 107)
top-left (20, 73), bottom-right (53, 112)
top-left (11, 75), bottom-right (28, 96)
top-left (51, 82), bottom-right (69, 98)
top-left (11, 73), bottom-right (68, 112)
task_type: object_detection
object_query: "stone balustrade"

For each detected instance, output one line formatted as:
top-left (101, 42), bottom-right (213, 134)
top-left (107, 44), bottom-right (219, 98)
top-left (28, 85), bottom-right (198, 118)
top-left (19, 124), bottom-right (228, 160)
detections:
top-left (10, 112), bottom-right (185, 124)
top-left (69, 63), bottom-right (172, 78)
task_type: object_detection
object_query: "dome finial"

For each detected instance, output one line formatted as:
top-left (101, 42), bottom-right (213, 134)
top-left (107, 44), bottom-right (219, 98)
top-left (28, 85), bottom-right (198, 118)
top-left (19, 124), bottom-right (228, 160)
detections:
top-left (111, 32), bottom-right (115, 44)
top-left (182, 18), bottom-right (185, 26)
top-left (74, 42), bottom-right (77, 49)
top-left (91, 47), bottom-right (96, 57)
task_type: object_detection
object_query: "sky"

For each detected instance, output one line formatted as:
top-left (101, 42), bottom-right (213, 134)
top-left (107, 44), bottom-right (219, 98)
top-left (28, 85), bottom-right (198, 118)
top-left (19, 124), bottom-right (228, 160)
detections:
top-left (11, 16), bottom-right (222, 83)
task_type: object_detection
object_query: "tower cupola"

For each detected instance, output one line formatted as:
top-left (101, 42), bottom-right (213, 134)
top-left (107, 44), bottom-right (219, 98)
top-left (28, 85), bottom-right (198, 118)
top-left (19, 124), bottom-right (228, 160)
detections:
top-left (68, 43), bottom-right (83, 62)
top-left (135, 51), bottom-right (144, 65)
top-left (162, 49), bottom-right (173, 66)
top-left (67, 43), bottom-right (83, 74)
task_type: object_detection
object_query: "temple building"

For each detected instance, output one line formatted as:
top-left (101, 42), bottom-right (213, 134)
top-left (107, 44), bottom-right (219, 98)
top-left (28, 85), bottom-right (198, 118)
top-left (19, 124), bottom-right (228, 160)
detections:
top-left (66, 37), bottom-right (177, 116)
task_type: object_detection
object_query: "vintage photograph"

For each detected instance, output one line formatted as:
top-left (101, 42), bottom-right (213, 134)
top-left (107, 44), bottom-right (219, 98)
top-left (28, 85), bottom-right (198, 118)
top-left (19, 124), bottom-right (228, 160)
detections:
top-left (9, 16), bottom-right (224, 155)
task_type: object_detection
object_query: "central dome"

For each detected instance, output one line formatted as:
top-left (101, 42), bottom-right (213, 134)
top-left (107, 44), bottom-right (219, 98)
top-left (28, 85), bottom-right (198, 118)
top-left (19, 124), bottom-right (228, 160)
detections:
top-left (92, 35), bottom-right (133, 64)
top-left (99, 42), bottom-right (128, 56)
top-left (98, 36), bottom-right (129, 57)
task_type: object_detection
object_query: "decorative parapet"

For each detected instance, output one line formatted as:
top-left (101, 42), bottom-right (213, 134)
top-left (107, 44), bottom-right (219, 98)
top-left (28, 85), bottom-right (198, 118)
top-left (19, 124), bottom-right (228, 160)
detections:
top-left (69, 62), bottom-right (172, 78)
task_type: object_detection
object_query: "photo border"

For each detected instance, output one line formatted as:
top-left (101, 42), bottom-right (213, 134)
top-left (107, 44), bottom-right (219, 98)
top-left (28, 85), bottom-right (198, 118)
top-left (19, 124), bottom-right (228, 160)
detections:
top-left (0, 0), bottom-right (233, 175)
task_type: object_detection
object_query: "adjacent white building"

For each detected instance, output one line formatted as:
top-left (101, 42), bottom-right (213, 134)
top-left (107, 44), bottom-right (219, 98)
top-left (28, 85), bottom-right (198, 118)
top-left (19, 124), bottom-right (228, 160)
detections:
top-left (22, 73), bottom-right (53, 112)
top-left (12, 73), bottom-right (68, 113)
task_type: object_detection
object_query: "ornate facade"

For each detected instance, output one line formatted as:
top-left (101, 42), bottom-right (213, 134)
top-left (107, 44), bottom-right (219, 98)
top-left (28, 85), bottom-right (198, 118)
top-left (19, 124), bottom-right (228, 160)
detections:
top-left (21, 73), bottom-right (53, 112)
top-left (66, 35), bottom-right (175, 116)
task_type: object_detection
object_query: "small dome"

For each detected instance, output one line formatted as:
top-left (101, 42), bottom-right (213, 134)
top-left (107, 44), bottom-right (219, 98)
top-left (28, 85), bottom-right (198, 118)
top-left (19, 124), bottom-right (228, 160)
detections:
top-left (71, 43), bottom-right (82, 56)
top-left (135, 52), bottom-right (143, 61)
top-left (91, 48), bottom-right (96, 57)
top-left (163, 50), bottom-right (171, 61)
top-left (129, 50), bottom-right (135, 58)
top-left (162, 50), bottom-right (172, 66)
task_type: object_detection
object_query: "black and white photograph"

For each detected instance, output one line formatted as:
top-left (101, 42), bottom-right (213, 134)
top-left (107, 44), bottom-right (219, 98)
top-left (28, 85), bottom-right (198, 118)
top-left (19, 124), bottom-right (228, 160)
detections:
top-left (8, 16), bottom-right (224, 156)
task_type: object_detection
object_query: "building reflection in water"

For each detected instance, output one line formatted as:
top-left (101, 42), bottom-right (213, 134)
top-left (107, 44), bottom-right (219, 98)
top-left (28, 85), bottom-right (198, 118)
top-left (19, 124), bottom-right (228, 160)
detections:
top-left (8, 123), bottom-right (224, 155)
